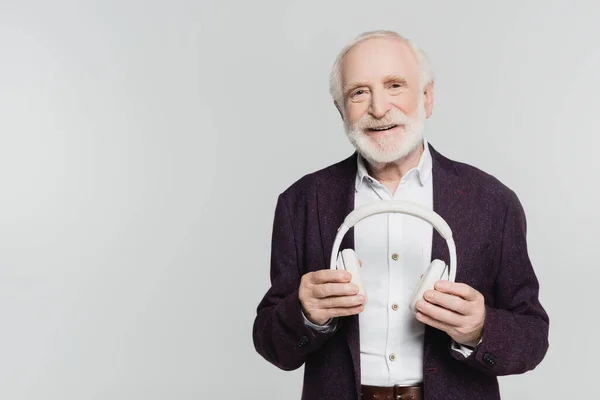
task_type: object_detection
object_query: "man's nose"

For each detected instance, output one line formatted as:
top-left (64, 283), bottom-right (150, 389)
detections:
top-left (368, 90), bottom-right (391, 119)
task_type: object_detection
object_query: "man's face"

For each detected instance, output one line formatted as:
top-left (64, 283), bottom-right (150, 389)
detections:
top-left (338, 37), bottom-right (433, 164)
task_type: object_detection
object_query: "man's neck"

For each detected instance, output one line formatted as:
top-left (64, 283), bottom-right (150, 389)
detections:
top-left (365, 142), bottom-right (424, 194)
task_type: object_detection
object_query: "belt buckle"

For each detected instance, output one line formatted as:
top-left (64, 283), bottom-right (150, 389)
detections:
top-left (393, 385), bottom-right (414, 400)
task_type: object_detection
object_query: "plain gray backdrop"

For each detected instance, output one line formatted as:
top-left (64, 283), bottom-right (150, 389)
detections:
top-left (0, 0), bottom-right (598, 399)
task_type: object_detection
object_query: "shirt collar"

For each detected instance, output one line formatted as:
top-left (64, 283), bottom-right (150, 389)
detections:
top-left (355, 138), bottom-right (433, 191)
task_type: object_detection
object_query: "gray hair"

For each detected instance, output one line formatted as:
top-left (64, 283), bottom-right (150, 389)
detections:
top-left (328, 30), bottom-right (434, 104)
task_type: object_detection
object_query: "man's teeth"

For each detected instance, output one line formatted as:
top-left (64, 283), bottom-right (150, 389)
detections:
top-left (371, 124), bottom-right (397, 131)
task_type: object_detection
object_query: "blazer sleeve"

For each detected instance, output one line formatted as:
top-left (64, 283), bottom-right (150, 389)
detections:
top-left (252, 194), bottom-right (338, 371)
top-left (451, 189), bottom-right (550, 375)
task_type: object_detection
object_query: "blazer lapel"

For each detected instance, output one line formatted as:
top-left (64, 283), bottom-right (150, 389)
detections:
top-left (424, 143), bottom-right (471, 363)
top-left (429, 144), bottom-right (463, 275)
top-left (316, 152), bottom-right (361, 393)
top-left (316, 153), bottom-right (358, 264)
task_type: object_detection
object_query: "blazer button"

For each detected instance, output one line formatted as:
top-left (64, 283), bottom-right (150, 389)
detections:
top-left (297, 335), bottom-right (309, 348)
top-left (483, 352), bottom-right (496, 366)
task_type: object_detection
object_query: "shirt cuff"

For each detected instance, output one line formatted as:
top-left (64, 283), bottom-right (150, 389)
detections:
top-left (450, 337), bottom-right (482, 358)
top-left (301, 309), bottom-right (338, 333)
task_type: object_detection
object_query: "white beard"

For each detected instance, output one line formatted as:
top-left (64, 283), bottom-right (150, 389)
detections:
top-left (344, 101), bottom-right (426, 165)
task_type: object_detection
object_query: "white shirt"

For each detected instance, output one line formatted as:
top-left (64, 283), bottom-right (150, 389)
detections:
top-left (354, 139), bottom-right (432, 386)
top-left (304, 139), bottom-right (473, 385)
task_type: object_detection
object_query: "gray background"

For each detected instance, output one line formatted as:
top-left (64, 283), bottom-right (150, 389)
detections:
top-left (0, 0), bottom-right (598, 399)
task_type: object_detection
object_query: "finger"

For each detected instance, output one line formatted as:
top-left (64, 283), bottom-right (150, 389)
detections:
top-left (321, 294), bottom-right (366, 309)
top-left (434, 281), bottom-right (479, 301)
top-left (358, 259), bottom-right (362, 267)
top-left (415, 310), bottom-right (452, 333)
top-left (423, 289), bottom-right (470, 315)
top-left (326, 304), bottom-right (365, 318)
top-left (415, 299), bottom-right (462, 327)
top-left (311, 269), bottom-right (351, 284)
top-left (314, 282), bottom-right (359, 299)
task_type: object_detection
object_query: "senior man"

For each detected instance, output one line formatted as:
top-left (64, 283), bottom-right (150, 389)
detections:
top-left (252, 30), bottom-right (549, 400)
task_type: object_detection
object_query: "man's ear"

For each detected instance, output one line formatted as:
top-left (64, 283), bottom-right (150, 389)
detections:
top-left (334, 100), bottom-right (344, 120)
top-left (423, 81), bottom-right (435, 118)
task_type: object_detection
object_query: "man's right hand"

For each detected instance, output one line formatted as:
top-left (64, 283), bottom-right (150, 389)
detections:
top-left (299, 269), bottom-right (366, 326)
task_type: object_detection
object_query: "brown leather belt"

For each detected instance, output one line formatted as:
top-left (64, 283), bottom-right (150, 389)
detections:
top-left (361, 384), bottom-right (423, 400)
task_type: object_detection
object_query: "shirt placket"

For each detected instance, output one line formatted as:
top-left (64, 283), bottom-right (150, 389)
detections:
top-left (386, 178), bottom-right (411, 382)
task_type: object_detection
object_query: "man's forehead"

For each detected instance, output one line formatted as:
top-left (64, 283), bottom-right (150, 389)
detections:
top-left (340, 37), bottom-right (418, 81)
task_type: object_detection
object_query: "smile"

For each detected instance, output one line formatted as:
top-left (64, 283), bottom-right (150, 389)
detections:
top-left (367, 124), bottom-right (399, 132)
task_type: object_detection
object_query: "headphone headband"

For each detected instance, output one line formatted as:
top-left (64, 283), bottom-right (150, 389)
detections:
top-left (329, 200), bottom-right (457, 282)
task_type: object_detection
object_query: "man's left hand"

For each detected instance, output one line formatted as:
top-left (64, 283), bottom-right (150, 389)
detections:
top-left (415, 280), bottom-right (485, 347)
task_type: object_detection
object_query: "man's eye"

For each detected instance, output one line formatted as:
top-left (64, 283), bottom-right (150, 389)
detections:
top-left (353, 90), bottom-right (365, 97)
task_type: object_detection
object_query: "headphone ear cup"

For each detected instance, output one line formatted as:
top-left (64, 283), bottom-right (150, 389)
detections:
top-left (339, 249), bottom-right (366, 297)
top-left (409, 259), bottom-right (447, 313)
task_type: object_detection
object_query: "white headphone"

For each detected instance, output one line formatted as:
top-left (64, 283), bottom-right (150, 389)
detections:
top-left (329, 200), bottom-right (457, 313)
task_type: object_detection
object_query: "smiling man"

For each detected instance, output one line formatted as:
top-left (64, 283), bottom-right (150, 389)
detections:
top-left (253, 30), bottom-right (549, 400)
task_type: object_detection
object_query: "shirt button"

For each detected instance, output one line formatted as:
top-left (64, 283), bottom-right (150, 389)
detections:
top-left (389, 353), bottom-right (396, 361)
top-left (391, 304), bottom-right (398, 311)
top-left (391, 253), bottom-right (399, 261)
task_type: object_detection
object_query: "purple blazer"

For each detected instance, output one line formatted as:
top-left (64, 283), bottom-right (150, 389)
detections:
top-left (252, 143), bottom-right (549, 399)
